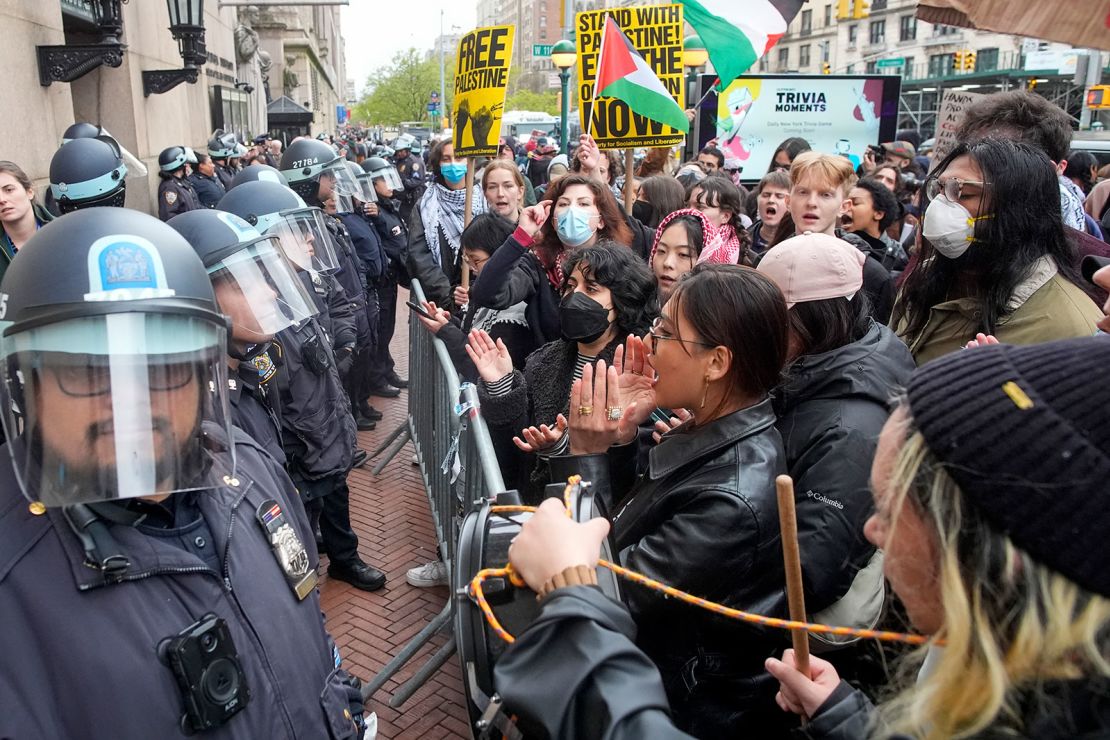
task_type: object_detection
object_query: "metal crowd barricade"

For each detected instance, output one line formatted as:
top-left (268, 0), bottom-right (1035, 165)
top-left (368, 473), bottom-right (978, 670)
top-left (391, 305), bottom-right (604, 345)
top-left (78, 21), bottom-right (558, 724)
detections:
top-left (361, 280), bottom-right (506, 707)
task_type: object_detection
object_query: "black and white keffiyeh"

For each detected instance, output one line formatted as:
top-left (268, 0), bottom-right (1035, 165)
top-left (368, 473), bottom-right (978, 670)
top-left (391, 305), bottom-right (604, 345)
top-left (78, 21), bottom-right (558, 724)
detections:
top-left (418, 182), bottom-right (487, 267)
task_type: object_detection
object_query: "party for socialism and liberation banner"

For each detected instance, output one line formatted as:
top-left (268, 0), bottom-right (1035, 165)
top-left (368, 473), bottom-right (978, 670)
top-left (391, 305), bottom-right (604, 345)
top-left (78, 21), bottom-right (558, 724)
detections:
top-left (682, 0), bottom-right (804, 88)
top-left (576, 4), bottom-right (686, 150)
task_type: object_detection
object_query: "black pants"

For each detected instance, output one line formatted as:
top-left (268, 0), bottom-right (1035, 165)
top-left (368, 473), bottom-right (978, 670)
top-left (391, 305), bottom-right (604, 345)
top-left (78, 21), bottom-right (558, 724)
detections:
top-left (370, 279), bottom-right (398, 385)
top-left (296, 472), bottom-right (360, 567)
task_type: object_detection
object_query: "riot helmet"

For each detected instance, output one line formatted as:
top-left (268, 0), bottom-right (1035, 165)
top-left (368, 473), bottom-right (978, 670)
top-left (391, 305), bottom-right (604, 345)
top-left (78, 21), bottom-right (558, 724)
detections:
top-left (0, 207), bottom-right (235, 507)
top-left (346, 161), bottom-right (377, 204)
top-left (49, 136), bottom-right (128, 213)
top-left (208, 130), bottom-right (238, 159)
top-left (229, 163), bottom-right (289, 190)
top-left (167, 210), bottom-right (318, 360)
top-left (61, 122), bottom-right (104, 144)
top-left (183, 147), bottom-right (199, 165)
top-left (158, 146), bottom-right (189, 174)
top-left (392, 134), bottom-right (415, 154)
top-left (361, 156), bottom-right (404, 193)
top-left (279, 138), bottom-right (359, 202)
top-left (218, 180), bottom-right (340, 275)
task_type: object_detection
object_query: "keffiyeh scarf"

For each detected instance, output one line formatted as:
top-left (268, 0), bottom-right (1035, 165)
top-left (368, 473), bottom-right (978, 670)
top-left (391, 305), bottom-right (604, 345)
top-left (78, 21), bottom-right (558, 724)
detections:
top-left (418, 182), bottom-right (487, 267)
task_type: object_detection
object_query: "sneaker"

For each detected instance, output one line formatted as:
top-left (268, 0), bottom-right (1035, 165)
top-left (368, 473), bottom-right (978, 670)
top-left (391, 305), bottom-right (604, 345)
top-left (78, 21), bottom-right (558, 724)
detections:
top-left (406, 560), bottom-right (448, 587)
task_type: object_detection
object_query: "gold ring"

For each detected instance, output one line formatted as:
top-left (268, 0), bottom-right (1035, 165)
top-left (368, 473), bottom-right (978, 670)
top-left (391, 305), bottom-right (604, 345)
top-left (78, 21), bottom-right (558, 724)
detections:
top-left (606, 406), bottom-right (623, 421)
top-left (578, 405), bottom-right (594, 416)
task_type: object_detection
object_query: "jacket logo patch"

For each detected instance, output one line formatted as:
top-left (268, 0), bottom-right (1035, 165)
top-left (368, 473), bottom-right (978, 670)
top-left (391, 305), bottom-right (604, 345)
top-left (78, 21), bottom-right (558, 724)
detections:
top-left (805, 490), bottom-right (845, 510)
top-left (251, 350), bottom-right (278, 384)
top-left (164, 190), bottom-right (177, 205)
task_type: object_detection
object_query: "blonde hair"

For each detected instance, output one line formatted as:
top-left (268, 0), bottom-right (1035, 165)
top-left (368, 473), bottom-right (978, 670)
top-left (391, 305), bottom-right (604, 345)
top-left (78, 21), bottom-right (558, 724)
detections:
top-left (481, 159), bottom-right (525, 191)
top-left (789, 151), bottom-right (856, 194)
top-left (875, 413), bottom-right (1110, 739)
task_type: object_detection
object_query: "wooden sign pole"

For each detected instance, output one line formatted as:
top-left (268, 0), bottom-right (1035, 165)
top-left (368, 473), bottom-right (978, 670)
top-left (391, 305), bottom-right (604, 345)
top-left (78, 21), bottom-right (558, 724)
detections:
top-left (461, 158), bottom-right (476, 289)
top-left (776, 474), bottom-right (811, 679)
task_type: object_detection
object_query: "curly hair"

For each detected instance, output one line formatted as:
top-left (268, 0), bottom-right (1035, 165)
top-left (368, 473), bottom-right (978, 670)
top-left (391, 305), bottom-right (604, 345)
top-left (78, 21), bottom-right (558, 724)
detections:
top-left (533, 174), bottom-right (633, 273)
top-left (560, 240), bottom-right (658, 337)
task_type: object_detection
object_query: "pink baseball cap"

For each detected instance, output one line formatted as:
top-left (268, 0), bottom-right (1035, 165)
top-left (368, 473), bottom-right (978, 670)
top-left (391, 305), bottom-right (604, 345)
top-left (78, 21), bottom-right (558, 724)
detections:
top-left (756, 231), bottom-right (866, 309)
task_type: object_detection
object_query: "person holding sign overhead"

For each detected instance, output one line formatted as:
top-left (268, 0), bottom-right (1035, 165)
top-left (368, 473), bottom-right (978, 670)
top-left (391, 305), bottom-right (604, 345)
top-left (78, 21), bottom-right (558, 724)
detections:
top-left (405, 139), bottom-right (487, 310)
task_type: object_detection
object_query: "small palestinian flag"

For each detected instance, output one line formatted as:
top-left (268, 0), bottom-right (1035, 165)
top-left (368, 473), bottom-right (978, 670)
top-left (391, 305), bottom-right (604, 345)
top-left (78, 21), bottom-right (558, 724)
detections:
top-left (682, 0), bottom-right (805, 89)
top-left (593, 15), bottom-right (689, 133)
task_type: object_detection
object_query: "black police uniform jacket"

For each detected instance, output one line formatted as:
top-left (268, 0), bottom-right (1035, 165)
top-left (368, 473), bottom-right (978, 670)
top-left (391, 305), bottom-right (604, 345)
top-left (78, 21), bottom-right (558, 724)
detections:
top-left (547, 399), bottom-right (793, 737)
top-left (367, 197), bottom-right (409, 285)
top-left (188, 171), bottom-right (227, 209)
top-left (270, 275), bottom-right (357, 482)
top-left (229, 361), bottom-right (286, 467)
top-left (0, 430), bottom-right (360, 739)
top-left (324, 215), bottom-right (373, 352)
top-left (157, 175), bottom-right (201, 221)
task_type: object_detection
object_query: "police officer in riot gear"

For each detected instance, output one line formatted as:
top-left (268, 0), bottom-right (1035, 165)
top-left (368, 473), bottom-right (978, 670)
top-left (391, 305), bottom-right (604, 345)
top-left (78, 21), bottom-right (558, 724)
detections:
top-left (208, 131), bottom-right (239, 191)
top-left (167, 208), bottom-right (320, 464)
top-left (0, 207), bottom-right (367, 738)
top-left (61, 121), bottom-right (104, 143)
top-left (48, 136), bottom-right (128, 214)
top-left (187, 152), bottom-right (226, 208)
top-left (390, 134), bottom-right (426, 223)
top-left (219, 181), bottom-right (387, 591)
top-left (361, 156), bottom-right (410, 394)
top-left (156, 146), bottom-right (202, 221)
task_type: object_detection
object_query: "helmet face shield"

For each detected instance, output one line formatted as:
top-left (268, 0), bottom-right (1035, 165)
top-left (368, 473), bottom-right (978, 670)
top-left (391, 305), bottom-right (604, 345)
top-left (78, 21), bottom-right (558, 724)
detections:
top-left (208, 237), bottom-right (319, 342)
top-left (0, 314), bottom-right (234, 507)
top-left (372, 166), bottom-right (404, 193)
top-left (266, 207), bottom-right (340, 274)
top-left (328, 160), bottom-right (361, 197)
top-left (354, 174), bottom-right (378, 203)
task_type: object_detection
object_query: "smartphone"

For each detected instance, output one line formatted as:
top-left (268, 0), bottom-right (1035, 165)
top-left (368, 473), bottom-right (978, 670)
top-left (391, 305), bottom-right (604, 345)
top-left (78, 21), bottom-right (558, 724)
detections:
top-left (405, 300), bottom-right (432, 319)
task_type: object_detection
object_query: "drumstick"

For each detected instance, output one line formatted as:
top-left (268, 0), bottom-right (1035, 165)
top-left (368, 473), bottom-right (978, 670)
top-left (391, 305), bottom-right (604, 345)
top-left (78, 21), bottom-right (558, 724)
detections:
top-left (776, 475), bottom-right (810, 678)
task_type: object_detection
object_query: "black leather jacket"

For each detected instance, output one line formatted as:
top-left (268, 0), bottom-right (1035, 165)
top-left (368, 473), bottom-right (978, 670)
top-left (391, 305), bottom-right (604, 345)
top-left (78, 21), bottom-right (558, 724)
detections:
top-left (549, 398), bottom-right (795, 737)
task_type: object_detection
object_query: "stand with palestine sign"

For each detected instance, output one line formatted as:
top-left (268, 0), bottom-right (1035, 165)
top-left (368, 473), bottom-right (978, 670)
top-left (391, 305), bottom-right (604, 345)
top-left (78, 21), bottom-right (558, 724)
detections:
top-left (575, 4), bottom-right (686, 150)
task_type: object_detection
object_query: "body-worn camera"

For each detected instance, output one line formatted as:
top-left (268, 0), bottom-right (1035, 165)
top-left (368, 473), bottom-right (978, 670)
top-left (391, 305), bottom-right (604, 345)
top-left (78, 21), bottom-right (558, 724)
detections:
top-left (159, 613), bottom-right (250, 735)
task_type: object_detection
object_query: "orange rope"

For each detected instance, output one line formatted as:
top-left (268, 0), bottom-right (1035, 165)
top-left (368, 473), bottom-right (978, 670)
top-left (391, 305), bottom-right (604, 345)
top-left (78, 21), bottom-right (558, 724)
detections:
top-left (468, 484), bottom-right (930, 648)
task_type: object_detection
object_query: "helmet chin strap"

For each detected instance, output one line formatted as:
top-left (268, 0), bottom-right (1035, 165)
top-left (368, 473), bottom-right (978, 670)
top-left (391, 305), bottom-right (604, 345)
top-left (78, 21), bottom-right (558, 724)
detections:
top-left (229, 339), bottom-right (270, 362)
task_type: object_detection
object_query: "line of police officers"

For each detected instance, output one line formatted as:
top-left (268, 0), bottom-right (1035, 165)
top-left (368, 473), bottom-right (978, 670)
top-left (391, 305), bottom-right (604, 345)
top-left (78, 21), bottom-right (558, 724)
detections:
top-left (0, 125), bottom-right (418, 737)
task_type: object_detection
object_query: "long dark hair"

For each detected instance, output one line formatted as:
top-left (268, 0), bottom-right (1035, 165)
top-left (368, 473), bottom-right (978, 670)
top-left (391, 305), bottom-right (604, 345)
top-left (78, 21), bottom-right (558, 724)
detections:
top-left (638, 175), bottom-right (686, 228)
top-left (1064, 150), bottom-right (1099, 195)
top-left (767, 137), bottom-right (811, 173)
top-left (669, 264), bottom-right (788, 400)
top-left (894, 138), bottom-right (1083, 339)
top-left (789, 293), bottom-right (872, 357)
top-left (534, 174), bottom-right (633, 268)
top-left (561, 240), bottom-right (658, 337)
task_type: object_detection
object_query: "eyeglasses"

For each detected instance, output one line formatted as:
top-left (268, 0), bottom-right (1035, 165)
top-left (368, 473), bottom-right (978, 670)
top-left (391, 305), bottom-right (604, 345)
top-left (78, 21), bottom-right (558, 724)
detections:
top-left (648, 317), bottom-right (715, 353)
top-left (925, 176), bottom-right (989, 202)
top-left (52, 363), bottom-right (195, 397)
top-left (463, 254), bottom-right (489, 270)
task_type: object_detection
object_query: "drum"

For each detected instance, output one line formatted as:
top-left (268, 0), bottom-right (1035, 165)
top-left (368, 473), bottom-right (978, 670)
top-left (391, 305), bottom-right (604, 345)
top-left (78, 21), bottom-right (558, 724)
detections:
top-left (454, 480), bottom-right (621, 732)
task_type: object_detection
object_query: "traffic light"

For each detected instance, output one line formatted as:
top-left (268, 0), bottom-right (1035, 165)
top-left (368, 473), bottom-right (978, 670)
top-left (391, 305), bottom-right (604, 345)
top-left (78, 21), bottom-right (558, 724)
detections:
top-left (1089, 85), bottom-right (1110, 109)
top-left (954, 51), bottom-right (966, 72)
top-left (964, 51), bottom-right (977, 71)
top-left (836, 0), bottom-right (850, 19)
top-left (822, 61), bottom-right (831, 75)
top-left (852, 0), bottom-right (870, 19)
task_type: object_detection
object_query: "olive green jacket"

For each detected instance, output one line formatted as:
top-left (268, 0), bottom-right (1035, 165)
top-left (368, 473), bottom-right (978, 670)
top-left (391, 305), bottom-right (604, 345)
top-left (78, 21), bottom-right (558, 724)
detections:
top-left (897, 256), bottom-right (1102, 365)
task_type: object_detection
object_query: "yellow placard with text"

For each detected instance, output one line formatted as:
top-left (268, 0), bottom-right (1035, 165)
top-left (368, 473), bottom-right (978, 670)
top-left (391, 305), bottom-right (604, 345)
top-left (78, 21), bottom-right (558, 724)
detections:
top-left (576, 4), bottom-right (684, 150)
top-left (452, 25), bottom-right (515, 157)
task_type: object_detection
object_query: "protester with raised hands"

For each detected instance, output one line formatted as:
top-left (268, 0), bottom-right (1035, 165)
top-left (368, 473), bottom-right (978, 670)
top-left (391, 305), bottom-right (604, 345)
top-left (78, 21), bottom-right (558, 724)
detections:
top-left (543, 263), bottom-right (795, 737)
top-left (471, 241), bottom-right (657, 497)
top-left (571, 133), bottom-right (655, 258)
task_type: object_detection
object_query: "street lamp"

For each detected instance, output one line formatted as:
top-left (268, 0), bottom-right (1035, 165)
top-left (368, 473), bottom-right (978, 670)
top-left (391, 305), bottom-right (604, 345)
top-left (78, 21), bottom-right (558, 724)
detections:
top-left (550, 39), bottom-right (577, 151)
top-left (37, 0), bottom-right (127, 86)
top-left (142, 0), bottom-right (208, 97)
top-left (682, 35), bottom-right (709, 160)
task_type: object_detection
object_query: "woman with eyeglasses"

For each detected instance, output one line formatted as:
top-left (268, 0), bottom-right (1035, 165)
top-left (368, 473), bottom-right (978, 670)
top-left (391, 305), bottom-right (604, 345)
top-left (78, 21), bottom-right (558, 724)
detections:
top-left (894, 138), bottom-right (1101, 365)
top-left (544, 263), bottom-right (794, 737)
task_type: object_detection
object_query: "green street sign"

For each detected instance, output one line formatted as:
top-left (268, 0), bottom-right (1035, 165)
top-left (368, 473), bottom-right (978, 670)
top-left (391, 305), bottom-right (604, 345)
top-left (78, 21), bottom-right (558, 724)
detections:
top-left (533, 44), bottom-right (553, 57)
top-left (876, 57), bottom-right (905, 68)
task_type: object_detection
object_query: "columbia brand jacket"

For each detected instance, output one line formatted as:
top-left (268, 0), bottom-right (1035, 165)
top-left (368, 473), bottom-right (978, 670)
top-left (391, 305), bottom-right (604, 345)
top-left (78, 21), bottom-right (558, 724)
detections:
top-left (548, 399), bottom-right (794, 737)
top-left (0, 432), bottom-right (360, 739)
top-left (774, 321), bottom-right (914, 612)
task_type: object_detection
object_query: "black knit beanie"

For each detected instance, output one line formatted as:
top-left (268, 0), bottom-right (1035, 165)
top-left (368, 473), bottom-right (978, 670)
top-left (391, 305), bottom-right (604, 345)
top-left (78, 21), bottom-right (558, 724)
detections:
top-left (907, 337), bottom-right (1110, 598)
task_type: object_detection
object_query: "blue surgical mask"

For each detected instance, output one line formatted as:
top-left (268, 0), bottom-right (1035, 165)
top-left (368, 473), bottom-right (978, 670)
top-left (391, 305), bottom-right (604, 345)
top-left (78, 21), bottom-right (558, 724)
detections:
top-left (556, 206), bottom-right (597, 247)
top-left (441, 162), bottom-right (467, 185)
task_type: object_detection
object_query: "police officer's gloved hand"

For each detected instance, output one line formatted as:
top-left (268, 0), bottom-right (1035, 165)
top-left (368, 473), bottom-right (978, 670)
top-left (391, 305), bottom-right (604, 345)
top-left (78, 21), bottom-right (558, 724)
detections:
top-left (336, 346), bottom-right (355, 379)
top-left (339, 672), bottom-right (367, 732)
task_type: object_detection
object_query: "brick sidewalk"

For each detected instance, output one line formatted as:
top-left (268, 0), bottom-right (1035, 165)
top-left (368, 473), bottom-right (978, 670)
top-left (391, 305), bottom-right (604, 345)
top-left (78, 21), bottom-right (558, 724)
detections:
top-left (319, 289), bottom-right (471, 739)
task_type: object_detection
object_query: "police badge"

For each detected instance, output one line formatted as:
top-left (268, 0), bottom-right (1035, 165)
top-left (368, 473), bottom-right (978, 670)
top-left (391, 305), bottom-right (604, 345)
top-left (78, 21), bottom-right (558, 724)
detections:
top-left (256, 499), bottom-right (318, 600)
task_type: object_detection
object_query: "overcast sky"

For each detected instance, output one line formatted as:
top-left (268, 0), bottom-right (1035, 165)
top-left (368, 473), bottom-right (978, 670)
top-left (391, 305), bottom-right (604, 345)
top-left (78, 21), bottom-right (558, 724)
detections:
top-left (341, 0), bottom-right (478, 96)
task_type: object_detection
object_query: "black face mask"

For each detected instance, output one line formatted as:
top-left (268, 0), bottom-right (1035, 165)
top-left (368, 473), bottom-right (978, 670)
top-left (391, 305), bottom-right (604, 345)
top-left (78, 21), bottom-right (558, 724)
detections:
top-left (632, 200), bottom-right (654, 226)
top-left (559, 291), bottom-right (613, 344)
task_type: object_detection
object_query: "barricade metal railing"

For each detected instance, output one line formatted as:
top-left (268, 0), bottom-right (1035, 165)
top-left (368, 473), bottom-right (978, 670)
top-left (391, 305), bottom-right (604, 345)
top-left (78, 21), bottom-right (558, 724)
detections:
top-left (362, 280), bottom-right (506, 707)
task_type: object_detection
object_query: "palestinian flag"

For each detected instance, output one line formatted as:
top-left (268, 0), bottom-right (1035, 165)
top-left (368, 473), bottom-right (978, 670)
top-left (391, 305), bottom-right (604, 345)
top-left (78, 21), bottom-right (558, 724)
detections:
top-left (682, 0), bottom-right (804, 89)
top-left (594, 15), bottom-right (689, 133)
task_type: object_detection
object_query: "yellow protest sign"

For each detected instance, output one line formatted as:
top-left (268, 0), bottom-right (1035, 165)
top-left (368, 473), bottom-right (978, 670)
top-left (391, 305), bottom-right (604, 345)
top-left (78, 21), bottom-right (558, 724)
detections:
top-left (576, 4), bottom-right (685, 150)
top-left (452, 25), bottom-right (515, 157)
